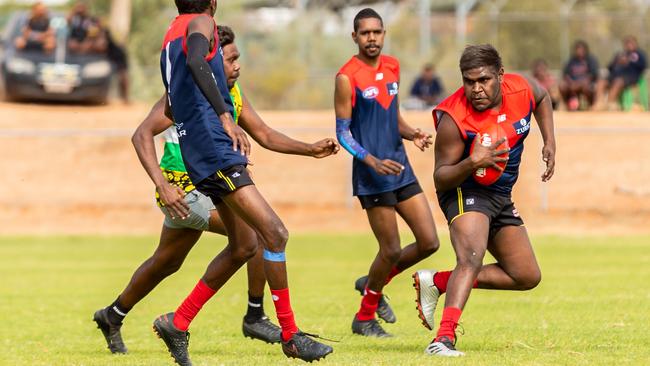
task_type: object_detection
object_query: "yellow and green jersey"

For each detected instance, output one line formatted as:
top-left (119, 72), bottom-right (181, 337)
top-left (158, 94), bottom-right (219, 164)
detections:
top-left (156, 82), bottom-right (243, 206)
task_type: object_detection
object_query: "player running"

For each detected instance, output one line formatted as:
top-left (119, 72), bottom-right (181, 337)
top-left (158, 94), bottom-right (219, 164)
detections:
top-left (152, 1), bottom-right (335, 364)
top-left (93, 25), bottom-right (338, 356)
top-left (413, 44), bottom-right (556, 356)
top-left (334, 8), bottom-right (440, 338)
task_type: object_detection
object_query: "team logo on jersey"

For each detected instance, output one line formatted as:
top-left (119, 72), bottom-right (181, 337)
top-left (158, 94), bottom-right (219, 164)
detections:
top-left (513, 116), bottom-right (531, 135)
top-left (388, 82), bottom-right (399, 96)
top-left (497, 114), bottom-right (507, 123)
top-left (375, 73), bottom-right (384, 81)
top-left (362, 86), bottom-right (380, 99)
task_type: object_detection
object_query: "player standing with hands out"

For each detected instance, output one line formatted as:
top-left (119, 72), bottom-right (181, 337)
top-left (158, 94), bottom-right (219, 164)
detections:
top-left (334, 8), bottom-right (440, 338)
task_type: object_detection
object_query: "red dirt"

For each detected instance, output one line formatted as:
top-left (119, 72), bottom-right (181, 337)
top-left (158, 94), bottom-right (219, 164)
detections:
top-left (2, 102), bottom-right (649, 235)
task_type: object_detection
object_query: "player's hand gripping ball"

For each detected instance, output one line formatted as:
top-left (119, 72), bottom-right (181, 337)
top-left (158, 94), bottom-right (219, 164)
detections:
top-left (470, 123), bottom-right (509, 186)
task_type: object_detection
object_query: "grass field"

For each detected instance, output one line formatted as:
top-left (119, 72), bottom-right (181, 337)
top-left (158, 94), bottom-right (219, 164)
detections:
top-left (1, 233), bottom-right (649, 365)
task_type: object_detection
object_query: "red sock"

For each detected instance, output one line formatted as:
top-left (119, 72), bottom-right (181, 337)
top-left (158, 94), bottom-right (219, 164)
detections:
top-left (355, 287), bottom-right (381, 321)
top-left (436, 307), bottom-right (462, 342)
top-left (433, 271), bottom-right (478, 293)
top-left (270, 288), bottom-right (299, 342)
top-left (385, 266), bottom-right (401, 285)
top-left (173, 279), bottom-right (217, 331)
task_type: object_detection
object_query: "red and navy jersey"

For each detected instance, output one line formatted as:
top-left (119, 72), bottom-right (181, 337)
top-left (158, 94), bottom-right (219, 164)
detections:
top-left (160, 14), bottom-right (245, 185)
top-left (433, 73), bottom-right (536, 195)
top-left (338, 55), bottom-right (416, 196)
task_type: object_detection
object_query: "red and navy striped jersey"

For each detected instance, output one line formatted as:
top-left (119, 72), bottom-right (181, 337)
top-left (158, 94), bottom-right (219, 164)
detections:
top-left (338, 55), bottom-right (416, 196)
top-left (160, 14), bottom-right (245, 184)
top-left (433, 73), bottom-right (536, 195)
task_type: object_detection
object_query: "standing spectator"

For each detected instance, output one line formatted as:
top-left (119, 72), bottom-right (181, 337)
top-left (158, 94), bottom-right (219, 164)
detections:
top-left (559, 40), bottom-right (599, 111)
top-left (410, 63), bottom-right (444, 107)
top-left (14, 2), bottom-right (55, 53)
top-left (595, 36), bottom-right (647, 110)
top-left (67, 1), bottom-right (107, 54)
top-left (532, 58), bottom-right (560, 110)
top-left (105, 28), bottom-right (130, 104)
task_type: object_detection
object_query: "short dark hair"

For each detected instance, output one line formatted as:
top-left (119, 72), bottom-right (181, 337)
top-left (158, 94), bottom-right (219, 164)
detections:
top-left (459, 44), bottom-right (503, 73)
top-left (174, 0), bottom-right (211, 14)
top-left (217, 25), bottom-right (235, 48)
top-left (353, 8), bottom-right (383, 32)
top-left (573, 39), bottom-right (589, 54)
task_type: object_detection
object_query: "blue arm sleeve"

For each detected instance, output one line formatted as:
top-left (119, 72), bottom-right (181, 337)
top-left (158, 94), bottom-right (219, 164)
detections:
top-left (336, 118), bottom-right (368, 160)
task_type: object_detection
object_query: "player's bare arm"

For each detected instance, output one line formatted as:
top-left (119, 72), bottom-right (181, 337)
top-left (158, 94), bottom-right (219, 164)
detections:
top-left (132, 94), bottom-right (190, 220)
top-left (335, 73), bottom-right (403, 175)
top-left (397, 108), bottom-right (432, 152)
top-left (525, 75), bottom-right (556, 182)
top-left (433, 113), bottom-right (509, 191)
top-left (186, 15), bottom-right (251, 156)
top-left (239, 94), bottom-right (339, 158)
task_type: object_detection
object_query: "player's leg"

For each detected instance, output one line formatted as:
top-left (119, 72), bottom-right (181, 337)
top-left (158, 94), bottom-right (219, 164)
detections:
top-left (480, 225), bottom-right (541, 290)
top-left (94, 190), bottom-right (215, 354)
top-left (393, 192), bottom-right (440, 272)
top-left (154, 202), bottom-right (258, 366)
top-left (352, 205), bottom-right (400, 337)
top-left (242, 242), bottom-right (282, 344)
top-left (222, 184), bottom-right (333, 361)
top-left (424, 212), bottom-right (489, 357)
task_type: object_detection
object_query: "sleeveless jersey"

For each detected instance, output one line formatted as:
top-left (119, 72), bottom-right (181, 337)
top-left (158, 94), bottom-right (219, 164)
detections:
top-left (157, 83), bottom-right (243, 206)
top-left (433, 73), bottom-right (536, 195)
top-left (338, 55), bottom-right (416, 196)
top-left (160, 14), bottom-right (246, 185)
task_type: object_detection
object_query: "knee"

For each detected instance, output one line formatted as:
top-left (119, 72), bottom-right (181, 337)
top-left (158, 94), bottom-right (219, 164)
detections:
top-left (262, 221), bottom-right (289, 252)
top-left (418, 235), bottom-right (440, 257)
top-left (231, 242), bottom-right (258, 264)
top-left (150, 255), bottom-right (184, 277)
top-left (455, 248), bottom-right (484, 273)
top-left (516, 269), bottom-right (542, 290)
top-left (379, 243), bottom-right (402, 264)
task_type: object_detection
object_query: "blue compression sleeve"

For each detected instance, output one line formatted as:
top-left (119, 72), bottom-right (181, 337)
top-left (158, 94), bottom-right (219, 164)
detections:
top-left (336, 118), bottom-right (368, 160)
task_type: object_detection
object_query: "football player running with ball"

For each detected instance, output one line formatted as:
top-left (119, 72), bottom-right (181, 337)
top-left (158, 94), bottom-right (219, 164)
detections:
top-left (413, 44), bottom-right (556, 356)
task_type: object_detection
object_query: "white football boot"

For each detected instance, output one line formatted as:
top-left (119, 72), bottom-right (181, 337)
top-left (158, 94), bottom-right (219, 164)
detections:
top-left (412, 269), bottom-right (440, 331)
top-left (424, 336), bottom-right (465, 357)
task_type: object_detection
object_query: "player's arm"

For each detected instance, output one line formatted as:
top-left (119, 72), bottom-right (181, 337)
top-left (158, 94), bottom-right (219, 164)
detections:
top-left (334, 74), bottom-right (403, 175)
top-left (186, 15), bottom-right (250, 156)
top-left (132, 93), bottom-right (189, 219)
top-left (433, 113), bottom-right (508, 192)
top-left (239, 94), bottom-right (339, 158)
top-left (397, 108), bottom-right (432, 152)
top-left (526, 76), bottom-right (556, 182)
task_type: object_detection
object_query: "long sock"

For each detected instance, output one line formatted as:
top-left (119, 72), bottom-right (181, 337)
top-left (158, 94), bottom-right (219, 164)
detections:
top-left (385, 266), bottom-right (401, 285)
top-left (244, 293), bottom-right (265, 323)
top-left (173, 279), bottom-right (217, 331)
top-left (270, 288), bottom-right (299, 342)
top-left (355, 287), bottom-right (381, 321)
top-left (106, 297), bottom-right (130, 325)
top-left (434, 271), bottom-right (478, 294)
top-left (436, 307), bottom-right (462, 342)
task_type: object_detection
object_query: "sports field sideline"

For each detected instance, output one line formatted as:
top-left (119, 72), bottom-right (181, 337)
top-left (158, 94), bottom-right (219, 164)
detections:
top-left (1, 233), bottom-right (648, 365)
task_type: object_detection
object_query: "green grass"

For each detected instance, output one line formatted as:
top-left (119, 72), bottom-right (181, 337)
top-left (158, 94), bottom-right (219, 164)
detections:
top-left (1, 233), bottom-right (649, 365)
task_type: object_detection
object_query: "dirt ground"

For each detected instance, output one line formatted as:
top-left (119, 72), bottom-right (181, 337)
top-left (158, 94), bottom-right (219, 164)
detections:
top-left (2, 101), bottom-right (649, 235)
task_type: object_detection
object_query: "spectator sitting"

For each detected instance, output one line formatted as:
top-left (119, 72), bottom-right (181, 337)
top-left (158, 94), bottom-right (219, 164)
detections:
top-left (595, 35), bottom-right (647, 110)
top-left (14, 2), bottom-right (55, 53)
top-left (532, 58), bottom-right (560, 110)
top-left (410, 63), bottom-right (444, 107)
top-left (67, 1), bottom-right (107, 54)
top-left (559, 40), bottom-right (599, 111)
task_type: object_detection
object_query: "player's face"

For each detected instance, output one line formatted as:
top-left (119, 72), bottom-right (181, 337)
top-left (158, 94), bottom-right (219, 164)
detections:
top-left (222, 43), bottom-right (241, 89)
top-left (352, 18), bottom-right (385, 59)
top-left (462, 66), bottom-right (504, 112)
